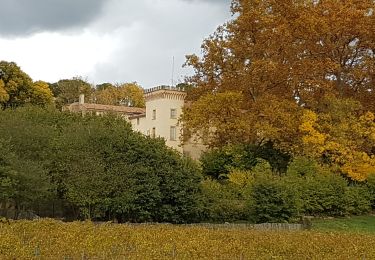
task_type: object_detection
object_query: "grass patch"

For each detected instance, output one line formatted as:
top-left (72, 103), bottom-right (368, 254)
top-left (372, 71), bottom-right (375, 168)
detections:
top-left (312, 215), bottom-right (375, 234)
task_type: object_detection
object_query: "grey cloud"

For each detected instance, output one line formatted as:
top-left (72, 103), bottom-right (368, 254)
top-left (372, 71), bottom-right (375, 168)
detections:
top-left (0, 0), bottom-right (107, 36)
top-left (89, 0), bottom-right (231, 87)
top-left (0, 0), bottom-right (231, 87)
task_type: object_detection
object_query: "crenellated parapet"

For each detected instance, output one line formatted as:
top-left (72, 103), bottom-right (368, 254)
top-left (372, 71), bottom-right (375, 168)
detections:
top-left (144, 86), bottom-right (186, 102)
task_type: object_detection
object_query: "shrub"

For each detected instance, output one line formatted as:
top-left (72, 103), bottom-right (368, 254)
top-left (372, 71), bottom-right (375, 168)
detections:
top-left (344, 185), bottom-right (372, 215)
top-left (200, 149), bottom-right (234, 179)
top-left (367, 174), bottom-right (375, 208)
top-left (200, 143), bottom-right (290, 179)
top-left (0, 107), bottom-right (203, 223)
top-left (249, 174), bottom-right (298, 223)
top-left (287, 156), bottom-right (320, 177)
top-left (200, 145), bottom-right (258, 179)
top-left (298, 171), bottom-right (348, 216)
top-left (287, 157), bottom-right (372, 216)
top-left (200, 179), bottom-right (248, 222)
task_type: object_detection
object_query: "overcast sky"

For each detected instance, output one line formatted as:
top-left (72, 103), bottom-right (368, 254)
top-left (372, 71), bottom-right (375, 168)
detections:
top-left (0, 0), bottom-right (231, 88)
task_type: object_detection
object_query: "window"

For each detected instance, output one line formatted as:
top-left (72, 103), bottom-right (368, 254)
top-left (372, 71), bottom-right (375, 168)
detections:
top-left (170, 126), bottom-right (177, 141)
top-left (152, 109), bottom-right (156, 120)
top-left (170, 108), bottom-right (177, 119)
top-left (152, 127), bottom-right (156, 138)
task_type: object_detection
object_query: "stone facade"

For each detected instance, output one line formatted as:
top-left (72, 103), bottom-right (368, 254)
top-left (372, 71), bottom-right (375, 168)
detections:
top-left (65, 87), bottom-right (205, 159)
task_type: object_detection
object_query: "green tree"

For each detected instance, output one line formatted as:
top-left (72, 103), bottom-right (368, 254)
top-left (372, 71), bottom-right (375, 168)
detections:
top-left (200, 145), bottom-right (258, 179)
top-left (0, 138), bottom-right (53, 216)
top-left (286, 157), bottom-right (372, 216)
top-left (45, 112), bottom-right (201, 222)
top-left (200, 178), bottom-right (248, 222)
top-left (0, 106), bottom-right (202, 222)
top-left (54, 77), bottom-right (92, 109)
top-left (0, 139), bottom-right (18, 206)
top-left (96, 82), bottom-right (114, 91)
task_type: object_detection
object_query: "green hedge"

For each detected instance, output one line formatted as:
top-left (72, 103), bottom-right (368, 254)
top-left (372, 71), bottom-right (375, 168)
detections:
top-left (249, 174), bottom-right (298, 223)
top-left (200, 157), bottom-right (373, 223)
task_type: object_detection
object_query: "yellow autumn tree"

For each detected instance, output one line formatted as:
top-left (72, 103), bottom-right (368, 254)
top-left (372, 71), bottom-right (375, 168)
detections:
top-left (182, 90), bottom-right (303, 153)
top-left (95, 83), bottom-right (145, 107)
top-left (183, 0), bottom-right (375, 180)
top-left (182, 92), bottom-right (251, 147)
top-left (184, 0), bottom-right (375, 148)
top-left (0, 61), bottom-right (33, 108)
top-left (0, 79), bottom-right (9, 104)
top-left (0, 61), bottom-right (55, 108)
top-left (226, 0), bottom-right (374, 109)
top-left (299, 96), bottom-right (375, 181)
top-left (29, 81), bottom-right (54, 106)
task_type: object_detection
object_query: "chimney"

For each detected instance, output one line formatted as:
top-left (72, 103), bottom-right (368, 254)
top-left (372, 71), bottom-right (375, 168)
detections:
top-left (79, 94), bottom-right (85, 105)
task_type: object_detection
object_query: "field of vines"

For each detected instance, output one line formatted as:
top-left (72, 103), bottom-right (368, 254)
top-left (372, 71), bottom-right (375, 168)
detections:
top-left (1, 219), bottom-right (375, 259)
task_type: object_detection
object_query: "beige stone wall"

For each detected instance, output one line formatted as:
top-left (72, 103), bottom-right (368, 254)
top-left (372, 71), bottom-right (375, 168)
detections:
top-left (130, 89), bottom-right (185, 153)
top-left (182, 138), bottom-right (206, 160)
top-left (129, 88), bottom-right (206, 158)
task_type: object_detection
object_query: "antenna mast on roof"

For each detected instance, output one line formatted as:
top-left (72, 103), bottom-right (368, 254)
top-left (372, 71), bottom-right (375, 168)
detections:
top-left (171, 56), bottom-right (175, 87)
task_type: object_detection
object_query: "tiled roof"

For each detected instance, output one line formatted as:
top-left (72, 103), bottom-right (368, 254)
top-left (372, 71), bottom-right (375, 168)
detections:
top-left (128, 113), bottom-right (146, 120)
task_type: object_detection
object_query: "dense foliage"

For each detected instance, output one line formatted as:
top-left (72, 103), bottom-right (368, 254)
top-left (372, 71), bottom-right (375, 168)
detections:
top-left (92, 82), bottom-right (145, 107)
top-left (0, 107), bottom-right (201, 223)
top-left (183, 0), bottom-right (375, 181)
top-left (1, 0), bottom-right (374, 225)
top-left (0, 61), bottom-right (53, 109)
top-left (0, 106), bottom-right (373, 223)
top-left (199, 156), bottom-right (373, 223)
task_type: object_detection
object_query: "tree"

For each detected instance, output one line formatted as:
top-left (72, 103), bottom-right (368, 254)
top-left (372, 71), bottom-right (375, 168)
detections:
top-left (54, 77), bottom-right (92, 109)
top-left (29, 81), bottom-right (54, 106)
top-left (0, 106), bottom-right (203, 222)
top-left (250, 173), bottom-right (298, 223)
top-left (120, 83), bottom-right (145, 107)
top-left (0, 61), bottom-right (33, 108)
top-left (182, 92), bottom-right (250, 147)
top-left (94, 82), bottom-right (145, 107)
top-left (0, 139), bottom-right (18, 207)
top-left (182, 0), bottom-right (375, 182)
top-left (0, 80), bottom-right (9, 104)
top-left (48, 114), bottom-right (202, 222)
top-left (299, 96), bottom-right (375, 181)
top-left (0, 61), bottom-right (55, 109)
top-left (183, 0), bottom-right (375, 149)
top-left (181, 91), bottom-right (303, 154)
top-left (96, 82), bottom-right (114, 91)
top-left (93, 85), bottom-right (118, 105)
top-left (0, 138), bottom-right (53, 216)
top-left (186, 0), bottom-right (375, 108)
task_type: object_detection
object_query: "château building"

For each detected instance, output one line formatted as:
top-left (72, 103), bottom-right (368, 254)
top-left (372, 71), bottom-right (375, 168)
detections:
top-left (65, 86), bottom-right (205, 159)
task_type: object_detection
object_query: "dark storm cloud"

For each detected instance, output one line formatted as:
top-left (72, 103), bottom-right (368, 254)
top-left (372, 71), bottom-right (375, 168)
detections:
top-left (0, 0), bottom-right (107, 36)
top-left (0, 0), bottom-right (231, 87)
